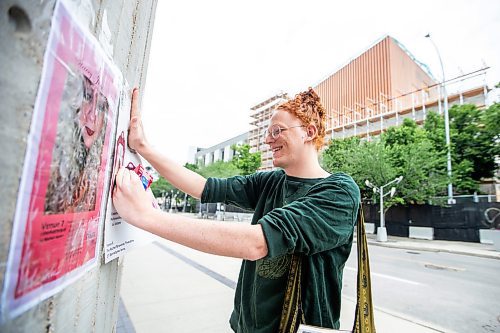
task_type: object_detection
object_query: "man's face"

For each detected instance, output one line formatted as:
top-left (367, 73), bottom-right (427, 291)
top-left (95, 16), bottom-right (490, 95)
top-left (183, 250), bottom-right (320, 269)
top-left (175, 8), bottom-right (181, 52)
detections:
top-left (265, 110), bottom-right (306, 169)
top-left (79, 78), bottom-right (106, 149)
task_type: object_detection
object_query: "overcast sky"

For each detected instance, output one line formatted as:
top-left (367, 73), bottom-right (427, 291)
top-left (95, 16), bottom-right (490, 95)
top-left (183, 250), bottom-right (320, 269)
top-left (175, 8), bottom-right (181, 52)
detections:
top-left (140, 0), bottom-right (500, 164)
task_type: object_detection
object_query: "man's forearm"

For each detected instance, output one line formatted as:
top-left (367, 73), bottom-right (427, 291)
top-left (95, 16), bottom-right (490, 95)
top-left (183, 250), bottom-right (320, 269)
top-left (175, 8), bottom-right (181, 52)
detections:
top-left (141, 209), bottom-right (268, 261)
top-left (138, 144), bottom-right (206, 199)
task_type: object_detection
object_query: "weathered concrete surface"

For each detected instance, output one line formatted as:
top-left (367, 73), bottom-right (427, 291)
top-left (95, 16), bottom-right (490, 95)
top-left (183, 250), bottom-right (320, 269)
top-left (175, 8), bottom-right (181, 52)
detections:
top-left (0, 0), bottom-right (157, 331)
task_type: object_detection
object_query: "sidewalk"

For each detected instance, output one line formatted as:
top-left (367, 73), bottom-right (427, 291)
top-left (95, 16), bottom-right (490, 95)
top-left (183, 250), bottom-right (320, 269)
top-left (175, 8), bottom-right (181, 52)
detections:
top-left (117, 215), bottom-right (499, 333)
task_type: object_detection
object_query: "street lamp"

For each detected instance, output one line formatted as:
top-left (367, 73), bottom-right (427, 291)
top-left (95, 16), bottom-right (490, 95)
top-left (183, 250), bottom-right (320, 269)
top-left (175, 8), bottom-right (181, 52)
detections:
top-left (365, 176), bottom-right (403, 242)
top-left (425, 33), bottom-right (455, 205)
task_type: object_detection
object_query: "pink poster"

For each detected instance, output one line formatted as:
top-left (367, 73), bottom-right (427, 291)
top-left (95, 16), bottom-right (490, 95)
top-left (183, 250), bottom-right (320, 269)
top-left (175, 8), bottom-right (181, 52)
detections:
top-left (2, 0), bottom-right (121, 319)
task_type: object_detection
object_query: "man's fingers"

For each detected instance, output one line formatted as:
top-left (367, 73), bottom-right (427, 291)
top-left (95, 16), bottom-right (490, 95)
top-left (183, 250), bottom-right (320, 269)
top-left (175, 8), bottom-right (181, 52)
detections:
top-left (115, 167), bottom-right (125, 188)
top-left (115, 166), bottom-right (145, 194)
top-left (130, 88), bottom-right (141, 119)
top-left (112, 180), bottom-right (118, 198)
top-left (125, 167), bottom-right (132, 184)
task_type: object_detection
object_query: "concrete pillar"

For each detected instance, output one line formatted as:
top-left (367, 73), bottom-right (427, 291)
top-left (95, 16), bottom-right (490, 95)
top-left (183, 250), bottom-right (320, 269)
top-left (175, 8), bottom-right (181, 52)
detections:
top-left (0, 0), bottom-right (157, 331)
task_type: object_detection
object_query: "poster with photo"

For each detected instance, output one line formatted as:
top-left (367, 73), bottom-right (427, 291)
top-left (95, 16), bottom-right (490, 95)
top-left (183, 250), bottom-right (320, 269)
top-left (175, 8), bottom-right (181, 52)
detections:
top-left (2, 0), bottom-right (120, 319)
top-left (104, 90), bottom-right (156, 264)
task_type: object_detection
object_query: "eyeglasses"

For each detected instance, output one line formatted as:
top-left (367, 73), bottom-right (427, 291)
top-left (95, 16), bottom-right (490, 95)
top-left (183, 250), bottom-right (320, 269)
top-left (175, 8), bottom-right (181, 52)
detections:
top-left (266, 124), bottom-right (305, 139)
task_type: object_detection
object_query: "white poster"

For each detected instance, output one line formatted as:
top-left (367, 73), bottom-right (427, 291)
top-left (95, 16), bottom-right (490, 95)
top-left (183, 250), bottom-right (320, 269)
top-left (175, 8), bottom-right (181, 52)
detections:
top-left (104, 91), bottom-right (156, 263)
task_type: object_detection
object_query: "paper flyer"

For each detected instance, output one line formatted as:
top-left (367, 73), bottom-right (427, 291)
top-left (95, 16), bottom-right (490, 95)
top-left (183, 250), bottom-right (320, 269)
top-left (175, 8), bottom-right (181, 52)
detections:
top-left (103, 91), bottom-right (156, 264)
top-left (2, 0), bottom-right (120, 319)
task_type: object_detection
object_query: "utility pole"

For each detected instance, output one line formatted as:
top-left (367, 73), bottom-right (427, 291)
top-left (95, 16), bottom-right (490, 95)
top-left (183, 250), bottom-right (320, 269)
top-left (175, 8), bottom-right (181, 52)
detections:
top-left (425, 33), bottom-right (455, 204)
top-left (365, 176), bottom-right (403, 242)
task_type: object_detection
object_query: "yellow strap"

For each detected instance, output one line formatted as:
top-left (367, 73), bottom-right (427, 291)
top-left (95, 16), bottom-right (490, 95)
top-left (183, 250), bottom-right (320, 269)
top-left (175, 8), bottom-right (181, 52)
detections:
top-left (353, 206), bottom-right (376, 333)
top-left (278, 254), bottom-right (302, 333)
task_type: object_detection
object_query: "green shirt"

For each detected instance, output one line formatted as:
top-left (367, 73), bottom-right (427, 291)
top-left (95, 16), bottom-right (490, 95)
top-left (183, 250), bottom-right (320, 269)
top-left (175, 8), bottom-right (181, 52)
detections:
top-left (201, 169), bottom-right (360, 332)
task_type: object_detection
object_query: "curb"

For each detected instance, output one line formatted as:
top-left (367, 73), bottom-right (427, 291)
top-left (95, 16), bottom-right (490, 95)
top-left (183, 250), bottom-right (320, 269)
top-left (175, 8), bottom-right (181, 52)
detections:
top-left (362, 239), bottom-right (500, 260)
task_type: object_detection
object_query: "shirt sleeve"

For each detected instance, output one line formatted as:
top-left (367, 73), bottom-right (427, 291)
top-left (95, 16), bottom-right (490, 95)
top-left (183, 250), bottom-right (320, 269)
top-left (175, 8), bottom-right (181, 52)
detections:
top-left (258, 177), bottom-right (360, 258)
top-left (201, 172), bottom-right (270, 211)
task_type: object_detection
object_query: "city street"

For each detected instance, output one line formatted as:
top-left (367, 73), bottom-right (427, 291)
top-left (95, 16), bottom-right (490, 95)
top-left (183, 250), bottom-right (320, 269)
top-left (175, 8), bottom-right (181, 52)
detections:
top-left (343, 245), bottom-right (500, 332)
top-left (118, 223), bottom-right (500, 333)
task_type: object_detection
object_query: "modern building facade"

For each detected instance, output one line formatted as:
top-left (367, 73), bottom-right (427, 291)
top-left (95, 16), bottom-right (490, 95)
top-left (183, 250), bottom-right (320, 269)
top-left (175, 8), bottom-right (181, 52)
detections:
top-left (247, 35), bottom-right (489, 171)
top-left (315, 36), bottom-right (489, 140)
top-left (193, 132), bottom-right (248, 167)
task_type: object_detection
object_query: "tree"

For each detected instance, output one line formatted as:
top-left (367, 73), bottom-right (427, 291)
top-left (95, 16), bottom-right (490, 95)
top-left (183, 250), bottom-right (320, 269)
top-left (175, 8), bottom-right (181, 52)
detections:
top-left (425, 104), bottom-right (499, 194)
top-left (321, 137), bottom-right (399, 206)
top-left (150, 176), bottom-right (175, 197)
top-left (198, 160), bottom-right (241, 178)
top-left (322, 118), bottom-right (448, 209)
top-left (481, 103), bottom-right (500, 164)
top-left (321, 136), bottom-right (361, 176)
top-left (230, 144), bottom-right (261, 175)
top-left (383, 119), bottom-right (447, 204)
top-left (449, 104), bottom-right (495, 181)
top-left (184, 162), bottom-right (199, 172)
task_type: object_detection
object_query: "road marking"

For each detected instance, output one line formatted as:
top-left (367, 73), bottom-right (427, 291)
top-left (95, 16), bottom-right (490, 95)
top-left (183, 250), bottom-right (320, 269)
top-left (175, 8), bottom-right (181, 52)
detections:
top-left (373, 254), bottom-right (466, 272)
top-left (345, 266), bottom-right (424, 286)
top-left (423, 263), bottom-right (465, 272)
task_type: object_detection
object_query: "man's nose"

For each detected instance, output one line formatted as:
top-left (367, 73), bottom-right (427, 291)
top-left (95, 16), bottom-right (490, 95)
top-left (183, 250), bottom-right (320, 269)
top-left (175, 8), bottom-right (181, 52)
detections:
top-left (264, 131), bottom-right (274, 144)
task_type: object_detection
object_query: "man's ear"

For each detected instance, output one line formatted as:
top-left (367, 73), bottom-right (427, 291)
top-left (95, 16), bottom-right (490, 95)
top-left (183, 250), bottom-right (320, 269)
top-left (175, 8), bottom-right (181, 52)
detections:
top-left (305, 124), bottom-right (318, 141)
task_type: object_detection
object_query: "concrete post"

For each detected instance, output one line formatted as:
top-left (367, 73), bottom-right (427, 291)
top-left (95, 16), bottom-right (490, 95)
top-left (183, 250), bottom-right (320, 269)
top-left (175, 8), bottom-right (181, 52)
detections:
top-left (0, 0), bottom-right (157, 331)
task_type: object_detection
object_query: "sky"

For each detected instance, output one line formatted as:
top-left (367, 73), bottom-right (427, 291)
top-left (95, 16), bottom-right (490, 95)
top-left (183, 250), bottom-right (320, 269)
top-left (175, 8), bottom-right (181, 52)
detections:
top-left (140, 0), bottom-right (500, 165)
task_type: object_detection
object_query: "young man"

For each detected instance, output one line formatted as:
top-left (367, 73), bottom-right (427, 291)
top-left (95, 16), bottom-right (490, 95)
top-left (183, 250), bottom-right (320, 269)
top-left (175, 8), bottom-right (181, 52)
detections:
top-left (113, 88), bottom-right (360, 332)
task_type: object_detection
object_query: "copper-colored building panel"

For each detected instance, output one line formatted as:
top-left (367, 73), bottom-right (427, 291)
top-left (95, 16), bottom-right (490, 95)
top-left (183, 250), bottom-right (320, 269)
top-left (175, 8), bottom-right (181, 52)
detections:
top-left (315, 36), bottom-right (436, 130)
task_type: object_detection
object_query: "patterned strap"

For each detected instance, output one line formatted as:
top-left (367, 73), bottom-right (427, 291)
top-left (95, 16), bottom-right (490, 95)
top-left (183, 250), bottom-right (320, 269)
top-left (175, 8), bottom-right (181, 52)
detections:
top-left (353, 205), bottom-right (376, 333)
top-left (278, 253), bottom-right (303, 333)
top-left (279, 205), bottom-right (376, 333)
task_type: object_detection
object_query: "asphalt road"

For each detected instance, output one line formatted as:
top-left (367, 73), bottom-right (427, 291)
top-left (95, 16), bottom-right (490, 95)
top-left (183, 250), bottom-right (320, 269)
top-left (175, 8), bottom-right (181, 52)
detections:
top-left (342, 245), bottom-right (500, 333)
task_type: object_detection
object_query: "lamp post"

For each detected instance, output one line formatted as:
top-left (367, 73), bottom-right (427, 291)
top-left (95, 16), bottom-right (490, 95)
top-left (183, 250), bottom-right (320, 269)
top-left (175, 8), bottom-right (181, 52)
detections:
top-left (425, 33), bottom-right (455, 205)
top-left (365, 176), bottom-right (403, 242)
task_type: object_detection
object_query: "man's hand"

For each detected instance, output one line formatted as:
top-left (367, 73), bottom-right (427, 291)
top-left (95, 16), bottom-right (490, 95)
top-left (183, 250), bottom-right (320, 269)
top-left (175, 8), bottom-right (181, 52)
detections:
top-left (112, 166), bottom-right (154, 226)
top-left (128, 88), bottom-right (148, 153)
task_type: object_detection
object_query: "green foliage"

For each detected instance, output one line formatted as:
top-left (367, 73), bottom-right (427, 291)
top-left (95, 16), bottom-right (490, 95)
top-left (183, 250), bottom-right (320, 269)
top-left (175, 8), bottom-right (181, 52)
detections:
top-left (322, 104), bottom-right (499, 206)
top-left (424, 104), bottom-right (499, 193)
top-left (481, 103), bottom-right (500, 161)
top-left (423, 111), bottom-right (446, 152)
top-left (321, 137), bottom-right (399, 208)
top-left (230, 143), bottom-right (262, 175)
top-left (150, 176), bottom-right (175, 197)
top-left (321, 137), bottom-right (361, 175)
top-left (448, 104), bottom-right (493, 182)
top-left (184, 163), bottom-right (199, 172)
top-left (198, 160), bottom-right (241, 178)
top-left (322, 118), bottom-right (447, 209)
top-left (383, 121), bottom-right (447, 204)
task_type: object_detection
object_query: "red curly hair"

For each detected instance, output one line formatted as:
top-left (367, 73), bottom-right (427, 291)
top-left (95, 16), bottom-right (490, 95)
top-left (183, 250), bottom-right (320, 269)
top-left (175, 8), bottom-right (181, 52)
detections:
top-left (276, 87), bottom-right (326, 150)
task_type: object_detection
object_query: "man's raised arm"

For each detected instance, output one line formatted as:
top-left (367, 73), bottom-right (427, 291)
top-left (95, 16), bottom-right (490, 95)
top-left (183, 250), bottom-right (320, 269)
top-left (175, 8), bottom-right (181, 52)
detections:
top-left (128, 88), bottom-right (206, 198)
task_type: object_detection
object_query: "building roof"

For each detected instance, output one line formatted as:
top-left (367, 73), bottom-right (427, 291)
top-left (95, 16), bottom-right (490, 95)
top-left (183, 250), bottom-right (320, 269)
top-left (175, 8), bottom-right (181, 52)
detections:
top-left (311, 35), bottom-right (437, 88)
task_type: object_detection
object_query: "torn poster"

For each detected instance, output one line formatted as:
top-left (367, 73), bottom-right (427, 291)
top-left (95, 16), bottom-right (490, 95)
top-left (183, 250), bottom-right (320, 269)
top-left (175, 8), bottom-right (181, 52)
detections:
top-left (104, 90), bottom-right (156, 264)
top-left (1, 0), bottom-right (120, 320)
